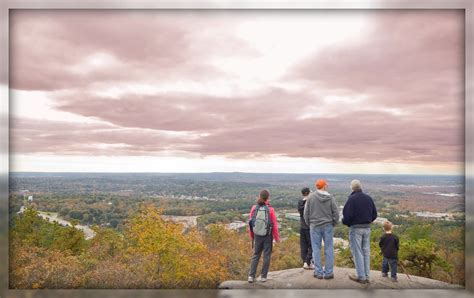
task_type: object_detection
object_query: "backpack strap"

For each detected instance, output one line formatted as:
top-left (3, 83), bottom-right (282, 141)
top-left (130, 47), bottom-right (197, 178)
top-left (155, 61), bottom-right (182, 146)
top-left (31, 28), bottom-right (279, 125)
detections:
top-left (249, 204), bottom-right (258, 232)
top-left (262, 204), bottom-right (273, 235)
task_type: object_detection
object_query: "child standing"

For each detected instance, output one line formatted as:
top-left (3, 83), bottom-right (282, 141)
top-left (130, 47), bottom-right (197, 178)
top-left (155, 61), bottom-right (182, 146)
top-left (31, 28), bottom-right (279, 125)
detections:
top-left (379, 221), bottom-right (399, 282)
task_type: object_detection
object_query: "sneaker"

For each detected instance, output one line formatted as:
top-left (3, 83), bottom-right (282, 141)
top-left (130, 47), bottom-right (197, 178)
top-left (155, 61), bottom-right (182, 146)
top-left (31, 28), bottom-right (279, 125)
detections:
top-left (313, 273), bottom-right (323, 279)
top-left (260, 277), bottom-right (267, 282)
top-left (303, 262), bottom-right (309, 269)
top-left (324, 274), bottom-right (334, 279)
top-left (248, 276), bottom-right (255, 283)
top-left (348, 274), bottom-right (368, 284)
top-left (309, 262), bottom-right (315, 269)
top-left (382, 272), bottom-right (388, 277)
top-left (391, 277), bottom-right (398, 283)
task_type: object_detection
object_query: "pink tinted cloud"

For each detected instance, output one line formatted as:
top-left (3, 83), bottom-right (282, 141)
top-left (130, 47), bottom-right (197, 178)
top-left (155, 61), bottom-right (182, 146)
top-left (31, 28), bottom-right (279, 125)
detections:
top-left (9, 10), bottom-right (465, 166)
top-left (10, 10), bottom-right (255, 91)
top-left (292, 10), bottom-right (463, 108)
top-left (12, 89), bottom-right (464, 164)
top-left (53, 88), bottom-right (311, 131)
top-left (10, 117), bottom-right (200, 155)
top-left (189, 110), bottom-right (463, 163)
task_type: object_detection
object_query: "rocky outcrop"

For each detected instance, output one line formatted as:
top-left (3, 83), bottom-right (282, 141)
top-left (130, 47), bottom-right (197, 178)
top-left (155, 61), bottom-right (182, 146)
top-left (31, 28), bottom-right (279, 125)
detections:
top-left (218, 267), bottom-right (463, 289)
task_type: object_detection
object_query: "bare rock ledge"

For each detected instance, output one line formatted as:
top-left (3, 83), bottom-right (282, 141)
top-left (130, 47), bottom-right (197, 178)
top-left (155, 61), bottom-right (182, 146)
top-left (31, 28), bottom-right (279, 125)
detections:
top-left (218, 267), bottom-right (463, 289)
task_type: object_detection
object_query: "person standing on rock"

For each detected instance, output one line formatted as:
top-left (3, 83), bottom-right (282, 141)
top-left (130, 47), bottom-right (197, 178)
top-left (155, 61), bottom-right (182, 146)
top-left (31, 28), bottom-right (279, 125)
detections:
top-left (342, 179), bottom-right (378, 284)
top-left (298, 187), bottom-right (314, 270)
top-left (248, 189), bottom-right (280, 283)
top-left (303, 179), bottom-right (339, 279)
top-left (379, 221), bottom-right (399, 282)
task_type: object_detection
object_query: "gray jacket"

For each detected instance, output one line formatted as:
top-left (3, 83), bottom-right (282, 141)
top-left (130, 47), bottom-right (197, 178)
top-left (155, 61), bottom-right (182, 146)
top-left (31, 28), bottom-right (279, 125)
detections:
top-left (303, 190), bottom-right (339, 228)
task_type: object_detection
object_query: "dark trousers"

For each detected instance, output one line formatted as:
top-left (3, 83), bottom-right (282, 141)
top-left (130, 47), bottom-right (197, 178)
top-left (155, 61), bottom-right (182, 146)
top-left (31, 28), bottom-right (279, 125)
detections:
top-left (382, 257), bottom-right (398, 278)
top-left (300, 227), bottom-right (312, 264)
top-left (249, 234), bottom-right (273, 278)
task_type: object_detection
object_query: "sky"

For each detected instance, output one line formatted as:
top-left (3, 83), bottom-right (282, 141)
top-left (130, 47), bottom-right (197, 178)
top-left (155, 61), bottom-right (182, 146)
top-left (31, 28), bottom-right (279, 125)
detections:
top-left (9, 10), bottom-right (465, 175)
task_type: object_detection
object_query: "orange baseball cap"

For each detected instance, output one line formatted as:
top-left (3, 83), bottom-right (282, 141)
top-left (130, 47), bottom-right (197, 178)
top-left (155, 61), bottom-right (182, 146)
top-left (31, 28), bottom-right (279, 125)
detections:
top-left (315, 179), bottom-right (327, 189)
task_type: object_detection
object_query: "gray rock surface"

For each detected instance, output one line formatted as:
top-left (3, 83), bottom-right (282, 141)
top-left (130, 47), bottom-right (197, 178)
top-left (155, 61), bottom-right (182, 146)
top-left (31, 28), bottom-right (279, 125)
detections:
top-left (218, 267), bottom-right (463, 289)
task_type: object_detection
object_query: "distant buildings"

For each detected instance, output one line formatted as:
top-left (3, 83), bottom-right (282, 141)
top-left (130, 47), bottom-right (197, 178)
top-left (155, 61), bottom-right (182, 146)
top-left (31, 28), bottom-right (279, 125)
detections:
top-left (373, 217), bottom-right (389, 225)
top-left (226, 221), bottom-right (247, 231)
top-left (169, 194), bottom-right (218, 201)
top-left (161, 215), bottom-right (198, 228)
top-left (284, 213), bottom-right (300, 221)
top-left (411, 211), bottom-right (454, 221)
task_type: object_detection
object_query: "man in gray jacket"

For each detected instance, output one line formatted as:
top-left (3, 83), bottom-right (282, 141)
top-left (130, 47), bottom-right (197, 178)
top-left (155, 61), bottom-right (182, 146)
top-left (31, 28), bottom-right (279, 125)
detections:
top-left (304, 179), bottom-right (339, 279)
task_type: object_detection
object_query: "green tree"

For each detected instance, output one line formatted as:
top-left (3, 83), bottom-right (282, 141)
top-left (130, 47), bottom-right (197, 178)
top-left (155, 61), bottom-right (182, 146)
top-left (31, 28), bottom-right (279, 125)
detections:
top-left (11, 208), bottom-right (87, 255)
top-left (69, 211), bottom-right (83, 221)
top-left (400, 239), bottom-right (452, 279)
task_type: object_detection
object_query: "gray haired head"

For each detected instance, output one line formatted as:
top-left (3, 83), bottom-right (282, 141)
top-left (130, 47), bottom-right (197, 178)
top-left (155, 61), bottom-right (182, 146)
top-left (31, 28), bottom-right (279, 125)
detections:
top-left (351, 179), bottom-right (362, 191)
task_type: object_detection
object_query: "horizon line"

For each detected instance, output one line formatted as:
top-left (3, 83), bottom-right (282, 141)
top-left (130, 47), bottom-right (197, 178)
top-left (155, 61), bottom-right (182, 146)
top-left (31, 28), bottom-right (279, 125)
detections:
top-left (9, 171), bottom-right (464, 177)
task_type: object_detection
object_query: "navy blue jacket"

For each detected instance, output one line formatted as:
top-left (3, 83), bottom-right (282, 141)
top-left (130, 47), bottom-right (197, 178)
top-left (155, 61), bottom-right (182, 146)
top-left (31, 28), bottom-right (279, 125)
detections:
top-left (342, 190), bottom-right (377, 227)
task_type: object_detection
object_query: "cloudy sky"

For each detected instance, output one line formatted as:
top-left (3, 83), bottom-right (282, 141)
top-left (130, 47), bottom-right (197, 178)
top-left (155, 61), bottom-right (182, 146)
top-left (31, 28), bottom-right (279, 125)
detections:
top-left (9, 10), bottom-right (464, 174)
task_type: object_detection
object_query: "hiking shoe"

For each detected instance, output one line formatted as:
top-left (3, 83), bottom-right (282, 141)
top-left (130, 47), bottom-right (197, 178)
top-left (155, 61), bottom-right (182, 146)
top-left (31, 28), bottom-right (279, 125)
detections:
top-left (391, 277), bottom-right (398, 283)
top-left (303, 262), bottom-right (309, 269)
top-left (382, 272), bottom-right (388, 277)
top-left (324, 274), bottom-right (334, 279)
top-left (248, 276), bottom-right (255, 283)
top-left (313, 273), bottom-right (323, 279)
top-left (349, 274), bottom-right (368, 284)
top-left (260, 277), bottom-right (267, 282)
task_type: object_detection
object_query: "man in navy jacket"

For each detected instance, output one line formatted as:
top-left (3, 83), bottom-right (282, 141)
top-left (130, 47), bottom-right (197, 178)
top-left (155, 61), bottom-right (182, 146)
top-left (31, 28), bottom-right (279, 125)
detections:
top-left (342, 179), bottom-right (377, 284)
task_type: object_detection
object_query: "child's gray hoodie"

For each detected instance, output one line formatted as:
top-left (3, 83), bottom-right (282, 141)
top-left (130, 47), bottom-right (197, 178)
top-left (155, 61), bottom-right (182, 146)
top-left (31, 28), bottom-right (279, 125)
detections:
top-left (303, 189), bottom-right (339, 228)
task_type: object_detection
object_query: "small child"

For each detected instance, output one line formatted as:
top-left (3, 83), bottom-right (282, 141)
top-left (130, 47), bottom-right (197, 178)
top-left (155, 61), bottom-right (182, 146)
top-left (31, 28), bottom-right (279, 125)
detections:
top-left (379, 221), bottom-right (399, 282)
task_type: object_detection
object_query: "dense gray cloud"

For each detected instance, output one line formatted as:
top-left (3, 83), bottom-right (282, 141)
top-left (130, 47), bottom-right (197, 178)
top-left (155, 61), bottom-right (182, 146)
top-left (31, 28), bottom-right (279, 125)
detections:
top-left (9, 10), bottom-right (465, 167)
top-left (10, 10), bottom-right (254, 90)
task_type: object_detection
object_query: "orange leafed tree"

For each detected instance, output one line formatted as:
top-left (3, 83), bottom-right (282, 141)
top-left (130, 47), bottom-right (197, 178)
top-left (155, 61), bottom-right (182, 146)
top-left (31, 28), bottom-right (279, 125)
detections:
top-left (124, 206), bottom-right (229, 288)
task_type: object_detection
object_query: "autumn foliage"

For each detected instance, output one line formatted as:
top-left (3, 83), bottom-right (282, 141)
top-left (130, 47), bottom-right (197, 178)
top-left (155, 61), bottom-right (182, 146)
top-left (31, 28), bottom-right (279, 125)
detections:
top-left (124, 207), bottom-right (228, 288)
top-left (9, 206), bottom-right (464, 288)
top-left (10, 206), bottom-right (232, 288)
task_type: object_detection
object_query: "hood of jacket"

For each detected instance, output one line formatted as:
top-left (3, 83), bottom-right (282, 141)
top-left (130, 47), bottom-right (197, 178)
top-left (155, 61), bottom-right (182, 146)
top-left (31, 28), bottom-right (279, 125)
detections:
top-left (315, 189), bottom-right (332, 202)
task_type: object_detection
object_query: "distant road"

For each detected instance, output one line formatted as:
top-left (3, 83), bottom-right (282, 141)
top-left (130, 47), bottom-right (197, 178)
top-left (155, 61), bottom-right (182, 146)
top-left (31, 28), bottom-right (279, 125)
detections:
top-left (18, 206), bottom-right (96, 240)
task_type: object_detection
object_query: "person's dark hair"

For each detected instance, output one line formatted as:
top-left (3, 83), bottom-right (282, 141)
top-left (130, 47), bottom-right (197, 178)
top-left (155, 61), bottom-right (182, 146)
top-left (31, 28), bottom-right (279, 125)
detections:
top-left (301, 187), bottom-right (310, 196)
top-left (257, 189), bottom-right (270, 206)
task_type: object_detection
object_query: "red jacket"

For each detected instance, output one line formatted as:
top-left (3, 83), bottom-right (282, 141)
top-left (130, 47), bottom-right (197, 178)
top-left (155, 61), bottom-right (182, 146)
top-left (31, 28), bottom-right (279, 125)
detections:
top-left (248, 201), bottom-right (280, 242)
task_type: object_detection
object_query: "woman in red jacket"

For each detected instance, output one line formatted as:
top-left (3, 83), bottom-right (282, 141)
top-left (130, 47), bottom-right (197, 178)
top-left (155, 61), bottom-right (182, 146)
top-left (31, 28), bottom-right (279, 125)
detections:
top-left (247, 189), bottom-right (280, 283)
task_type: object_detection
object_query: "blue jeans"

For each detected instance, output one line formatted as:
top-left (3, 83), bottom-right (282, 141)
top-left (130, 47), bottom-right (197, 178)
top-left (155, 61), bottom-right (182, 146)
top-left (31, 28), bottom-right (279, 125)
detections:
top-left (382, 257), bottom-right (398, 278)
top-left (310, 223), bottom-right (334, 277)
top-left (349, 227), bottom-right (371, 280)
